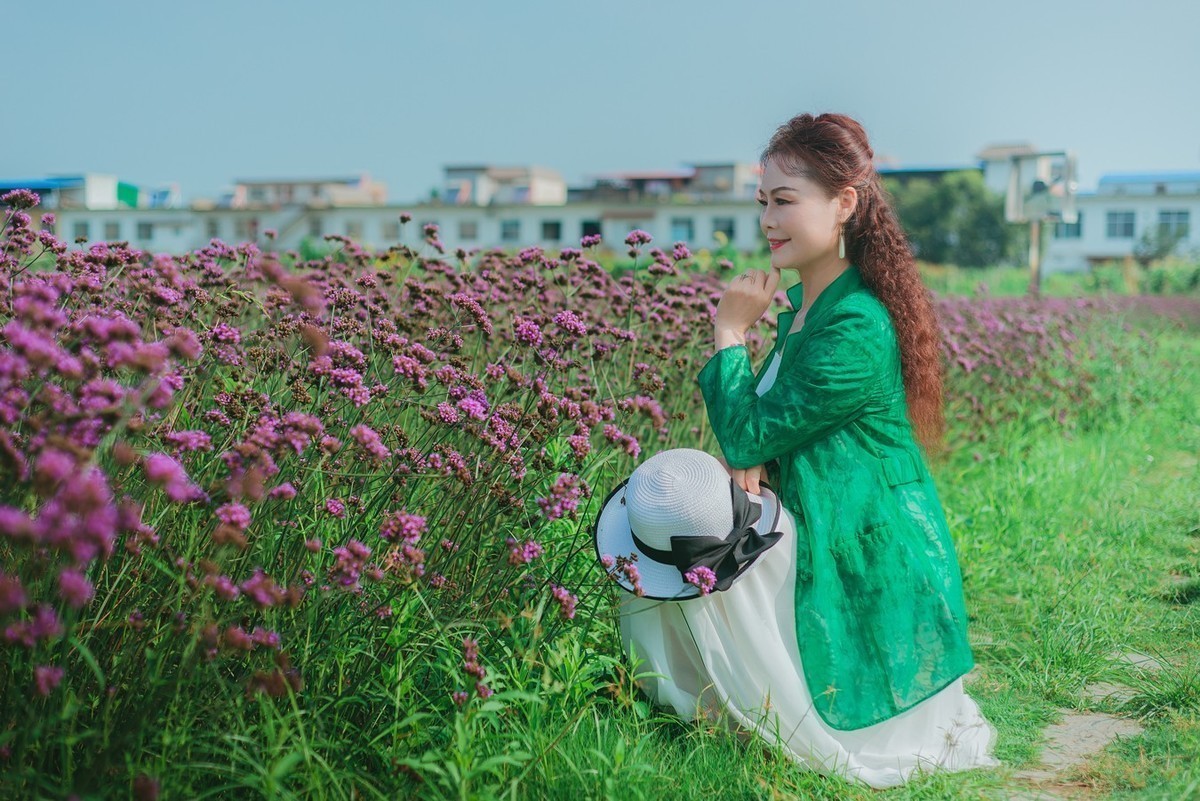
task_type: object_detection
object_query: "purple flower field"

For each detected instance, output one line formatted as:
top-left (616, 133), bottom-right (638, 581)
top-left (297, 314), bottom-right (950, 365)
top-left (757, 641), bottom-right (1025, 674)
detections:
top-left (1, 189), bottom-right (1193, 795)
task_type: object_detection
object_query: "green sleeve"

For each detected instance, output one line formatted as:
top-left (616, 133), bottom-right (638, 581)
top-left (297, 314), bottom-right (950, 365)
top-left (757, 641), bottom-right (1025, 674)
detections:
top-left (696, 302), bottom-right (890, 469)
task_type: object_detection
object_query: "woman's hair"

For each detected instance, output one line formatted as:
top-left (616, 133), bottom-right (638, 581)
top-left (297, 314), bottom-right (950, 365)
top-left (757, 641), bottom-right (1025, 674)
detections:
top-left (760, 112), bottom-right (945, 455)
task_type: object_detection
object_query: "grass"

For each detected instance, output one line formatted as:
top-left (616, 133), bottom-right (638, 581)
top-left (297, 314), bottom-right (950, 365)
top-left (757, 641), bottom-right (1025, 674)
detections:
top-left (507, 321), bottom-right (1196, 800)
top-left (367, 315), bottom-right (1199, 799)
top-left (5, 250), bottom-right (1198, 798)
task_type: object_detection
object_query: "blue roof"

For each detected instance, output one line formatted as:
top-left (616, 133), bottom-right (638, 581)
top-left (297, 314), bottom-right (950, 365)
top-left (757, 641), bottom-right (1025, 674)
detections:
top-left (0, 177), bottom-right (85, 191)
top-left (1098, 171), bottom-right (1200, 185)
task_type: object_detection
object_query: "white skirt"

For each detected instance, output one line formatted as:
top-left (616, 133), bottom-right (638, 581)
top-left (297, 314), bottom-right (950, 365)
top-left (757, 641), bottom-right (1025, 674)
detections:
top-left (618, 351), bottom-right (1001, 789)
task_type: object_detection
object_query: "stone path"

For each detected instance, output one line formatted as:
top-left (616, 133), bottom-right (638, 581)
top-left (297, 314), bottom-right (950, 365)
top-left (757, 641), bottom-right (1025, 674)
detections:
top-left (995, 649), bottom-right (1165, 798)
top-left (1013, 711), bottom-right (1144, 782)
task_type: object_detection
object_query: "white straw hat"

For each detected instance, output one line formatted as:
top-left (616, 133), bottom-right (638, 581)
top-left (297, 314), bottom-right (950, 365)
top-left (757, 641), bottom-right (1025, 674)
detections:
top-left (593, 448), bottom-right (783, 601)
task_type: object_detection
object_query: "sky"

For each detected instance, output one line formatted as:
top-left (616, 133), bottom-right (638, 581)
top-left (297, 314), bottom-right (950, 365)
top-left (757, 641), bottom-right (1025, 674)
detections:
top-left (5, 0), bottom-right (1199, 203)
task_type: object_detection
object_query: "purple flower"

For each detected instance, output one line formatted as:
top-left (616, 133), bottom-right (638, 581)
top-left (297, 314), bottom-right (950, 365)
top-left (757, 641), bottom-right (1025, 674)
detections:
top-left (2, 189), bottom-right (41, 209)
top-left (240, 569), bottom-right (284, 608)
top-left (205, 574), bottom-right (240, 601)
top-left (456, 390), bottom-right (490, 421)
top-left (268, 482), bottom-right (297, 500)
top-left (0, 573), bottom-right (28, 614)
top-left (209, 323), bottom-right (242, 344)
top-left (552, 310), bottom-right (587, 338)
top-left (448, 292), bottom-right (494, 336)
top-left (329, 539), bottom-right (372, 589)
top-left (536, 473), bottom-right (588, 522)
top-left (223, 626), bottom-right (255, 651)
top-left (506, 536), bottom-right (542, 566)
top-left (567, 433), bottom-right (592, 462)
top-left (350, 424), bottom-right (391, 464)
top-left (164, 429), bottom-right (212, 453)
top-left (683, 566), bottom-right (718, 596)
top-left (58, 569), bottom-right (95, 609)
top-left (514, 317), bottom-right (542, 347)
top-left (143, 453), bottom-right (205, 503)
top-left (618, 561), bottom-right (645, 597)
top-left (34, 665), bottom-right (64, 697)
top-left (34, 449), bottom-right (75, 487)
top-left (216, 503), bottom-right (251, 532)
top-left (380, 511), bottom-right (426, 544)
top-left (580, 233), bottom-right (602, 248)
top-left (624, 229), bottom-right (652, 247)
top-left (550, 585), bottom-right (578, 620)
top-left (326, 498), bottom-right (346, 518)
top-left (436, 402), bottom-right (460, 424)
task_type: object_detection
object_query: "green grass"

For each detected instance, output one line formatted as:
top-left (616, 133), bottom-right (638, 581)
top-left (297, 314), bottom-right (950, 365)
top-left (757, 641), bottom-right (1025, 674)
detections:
top-left (372, 321), bottom-right (1199, 800)
top-left (6, 252), bottom-right (1198, 799)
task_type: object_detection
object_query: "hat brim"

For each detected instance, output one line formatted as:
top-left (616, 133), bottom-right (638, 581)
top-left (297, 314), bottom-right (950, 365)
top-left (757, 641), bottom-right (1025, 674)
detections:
top-left (593, 477), bottom-right (783, 601)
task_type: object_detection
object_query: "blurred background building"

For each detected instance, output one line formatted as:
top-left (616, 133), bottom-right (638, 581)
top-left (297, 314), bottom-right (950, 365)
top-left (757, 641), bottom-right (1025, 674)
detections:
top-left (3, 155), bottom-right (1197, 273)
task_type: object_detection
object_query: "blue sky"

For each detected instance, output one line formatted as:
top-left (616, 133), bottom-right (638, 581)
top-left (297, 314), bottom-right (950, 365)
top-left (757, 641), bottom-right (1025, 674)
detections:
top-left (6, 0), bottom-right (1198, 202)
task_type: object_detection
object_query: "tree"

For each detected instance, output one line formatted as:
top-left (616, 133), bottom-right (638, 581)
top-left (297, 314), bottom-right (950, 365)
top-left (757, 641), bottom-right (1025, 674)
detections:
top-left (883, 171), bottom-right (1017, 268)
top-left (1132, 225), bottom-right (1187, 267)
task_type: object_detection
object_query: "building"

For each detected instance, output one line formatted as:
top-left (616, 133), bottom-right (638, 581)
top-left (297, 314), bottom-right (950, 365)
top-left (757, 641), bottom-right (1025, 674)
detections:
top-left (1043, 171), bottom-right (1200, 271)
top-left (442, 165), bottom-right (564, 206)
top-left (0, 174), bottom-right (180, 211)
top-left (7, 159), bottom-right (1196, 273)
top-left (219, 174), bottom-right (387, 209)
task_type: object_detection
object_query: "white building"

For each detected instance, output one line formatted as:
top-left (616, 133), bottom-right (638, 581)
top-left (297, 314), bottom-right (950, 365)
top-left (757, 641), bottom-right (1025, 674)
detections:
top-left (219, 174), bottom-right (387, 209)
top-left (443, 165), bottom-right (565, 206)
top-left (9, 161), bottom-right (1197, 273)
top-left (1043, 171), bottom-right (1200, 272)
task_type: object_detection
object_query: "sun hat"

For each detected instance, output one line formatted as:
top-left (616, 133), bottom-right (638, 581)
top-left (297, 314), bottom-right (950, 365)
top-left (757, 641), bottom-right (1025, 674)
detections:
top-left (593, 448), bottom-right (784, 601)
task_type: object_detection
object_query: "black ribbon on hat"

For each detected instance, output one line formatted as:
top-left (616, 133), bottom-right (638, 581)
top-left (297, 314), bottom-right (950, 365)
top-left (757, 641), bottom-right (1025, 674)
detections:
top-left (629, 478), bottom-right (783, 592)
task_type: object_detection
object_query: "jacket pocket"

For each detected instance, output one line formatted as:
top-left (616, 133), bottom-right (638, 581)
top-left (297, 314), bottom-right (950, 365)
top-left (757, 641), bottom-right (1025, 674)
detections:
top-left (880, 451), bottom-right (923, 487)
top-left (829, 521), bottom-right (905, 595)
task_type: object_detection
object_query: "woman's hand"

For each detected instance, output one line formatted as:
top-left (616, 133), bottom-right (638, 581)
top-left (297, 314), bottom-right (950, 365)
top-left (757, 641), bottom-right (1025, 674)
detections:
top-left (714, 267), bottom-right (782, 337)
top-left (716, 455), bottom-right (768, 496)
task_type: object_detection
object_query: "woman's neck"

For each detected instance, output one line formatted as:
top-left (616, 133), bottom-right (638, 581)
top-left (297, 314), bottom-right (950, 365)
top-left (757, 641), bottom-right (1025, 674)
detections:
top-left (795, 257), bottom-right (850, 313)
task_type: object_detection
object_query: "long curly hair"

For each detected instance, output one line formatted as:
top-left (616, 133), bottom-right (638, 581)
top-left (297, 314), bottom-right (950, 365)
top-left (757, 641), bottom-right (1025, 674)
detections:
top-left (760, 112), bottom-right (945, 455)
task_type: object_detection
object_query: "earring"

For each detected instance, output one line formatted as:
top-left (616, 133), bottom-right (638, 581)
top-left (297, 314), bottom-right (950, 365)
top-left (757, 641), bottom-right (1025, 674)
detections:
top-left (838, 226), bottom-right (845, 260)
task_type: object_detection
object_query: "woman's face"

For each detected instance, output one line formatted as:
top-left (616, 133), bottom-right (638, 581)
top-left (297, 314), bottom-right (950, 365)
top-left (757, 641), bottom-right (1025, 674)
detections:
top-left (757, 157), bottom-right (844, 273)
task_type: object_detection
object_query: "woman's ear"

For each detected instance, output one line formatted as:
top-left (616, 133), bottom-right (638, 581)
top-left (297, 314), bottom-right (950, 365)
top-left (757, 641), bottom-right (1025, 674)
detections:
top-left (838, 186), bottom-right (859, 224)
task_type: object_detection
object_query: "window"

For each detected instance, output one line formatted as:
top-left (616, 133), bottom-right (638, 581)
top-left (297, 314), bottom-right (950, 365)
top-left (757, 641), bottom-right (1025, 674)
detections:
top-left (541, 220), bottom-right (562, 241)
top-left (308, 216), bottom-right (323, 238)
top-left (382, 220), bottom-right (401, 241)
top-left (104, 221), bottom-right (120, 241)
top-left (1106, 211), bottom-right (1135, 239)
top-left (234, 218), bottom-right (249, 240)
top-left (712, 217), bottom-right (736, 241)
top-left (581, 220), bottom-right (601, 240)
top-left (248, 187), bottom-right (267, 204)
top-left (459, 220), bottom-right (478, 240)
top-left (500, 219), bottom-right (520, 242)
top-left (136, 222), bottom-right (153, 240)
top-left (345, 219), bottom-right (363, 240)
top-left (670, 217), bottom-right (695, 242)
top-left (206, 219), bottom-right (220, 240)
top-left (1053, 213), bottom-right (1082, 239)
top-left (1158, 210), bottom-right (1190, 239)
top-left (73, 221), bottom-right (89, 241)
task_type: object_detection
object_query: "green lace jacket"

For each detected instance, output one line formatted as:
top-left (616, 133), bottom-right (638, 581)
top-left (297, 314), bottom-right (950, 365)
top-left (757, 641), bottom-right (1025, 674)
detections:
top-left (696, 264), bottom-right (975, 731)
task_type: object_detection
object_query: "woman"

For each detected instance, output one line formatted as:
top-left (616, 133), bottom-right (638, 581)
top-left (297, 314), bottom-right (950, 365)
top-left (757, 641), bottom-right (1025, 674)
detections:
top-left (616, 112), bottom-right (999, 788)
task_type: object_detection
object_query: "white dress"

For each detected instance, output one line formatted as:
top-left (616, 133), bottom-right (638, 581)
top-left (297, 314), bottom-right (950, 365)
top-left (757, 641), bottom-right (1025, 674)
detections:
top-left (617, 350), bottom-right (1000, 790)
